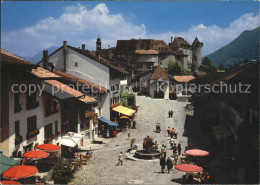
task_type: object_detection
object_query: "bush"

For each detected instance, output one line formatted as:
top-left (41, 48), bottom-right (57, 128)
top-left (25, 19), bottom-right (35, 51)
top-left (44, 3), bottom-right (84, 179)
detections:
top-left (52, 158), bottom-right (74, 184)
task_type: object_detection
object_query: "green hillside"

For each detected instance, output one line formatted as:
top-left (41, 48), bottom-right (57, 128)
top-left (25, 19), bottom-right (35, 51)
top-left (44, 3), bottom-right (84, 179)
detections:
top-left (207, 26), bottom-right (259, 66)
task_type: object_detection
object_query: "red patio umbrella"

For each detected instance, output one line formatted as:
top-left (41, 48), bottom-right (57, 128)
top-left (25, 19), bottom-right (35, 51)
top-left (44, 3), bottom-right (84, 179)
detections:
top-left (0, 180), bottom-right (21, 184)
top-left (37, 144), bottom-right (60, 152)
top-left (23, 150), bottom-right (49, 159)
top-left (3, 165), bottom-right (38, 180)
top-left (175, 164), bottom-right (203, 173)
top-left (185, 149), bottom-right (209, 157)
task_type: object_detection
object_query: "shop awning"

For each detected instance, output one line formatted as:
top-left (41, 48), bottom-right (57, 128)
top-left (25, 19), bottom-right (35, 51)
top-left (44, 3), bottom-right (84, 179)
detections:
top-left (99, 117), bottom-right (118, 127)
top-left (0, 154), bottom-right (20, 174)
top-left (112, 105), bottom-right (136, 116)
top-left (61, 133), bottom-right (83, 148)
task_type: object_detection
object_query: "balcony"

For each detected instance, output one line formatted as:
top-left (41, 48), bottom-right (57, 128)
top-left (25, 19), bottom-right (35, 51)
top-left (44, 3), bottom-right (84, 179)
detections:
top-left (26, 101), bottom-right (40, 110)
top-left (26, 129), bottom-right (39, 139)
top-left (45, 109), bottom-right (59, 117)
top-left (14, 104), bottom-right (22, 113)
top-left (14, 135), bottom-right (23, 145)
top-left (44, 132), bottom-right (61, 143)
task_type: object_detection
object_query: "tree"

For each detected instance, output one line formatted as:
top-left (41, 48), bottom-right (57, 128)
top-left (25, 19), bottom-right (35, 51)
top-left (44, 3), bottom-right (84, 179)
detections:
top-left (219, 63), bottom-right (225, 70)
top-left (202, 57), bottom-right (211, 66)
top-left (168, 61), bottom-right (182, 75)
top-left (52, 158), bottom-right (75, 184)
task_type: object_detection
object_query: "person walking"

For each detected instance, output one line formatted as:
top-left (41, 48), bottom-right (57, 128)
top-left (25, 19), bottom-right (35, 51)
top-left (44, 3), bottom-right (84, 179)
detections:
top-left (178, 143), bottom-right (182, 155)
top-left (117, 152), bottom-right (123, 166)
top-left (169, 138), bottom-right (175, 150)
top-left (168, 110), bottom-right (171, 118)
top-left (160, 157), bottom-right (166, 173)
top-left (132, 120), bottom-right (136, 129)
top-left (167, 157), bottom-right (173, 173)
top-left (173, 143), bottom-right (178, 154)
top-left (170, 128), bottom-right (175, 139)
top-left (171, 110), bottom-right (174, 117)
top-left (167, 127), bottom-right (171, 137)
top-left (175, 129), bottom-right (178, 139)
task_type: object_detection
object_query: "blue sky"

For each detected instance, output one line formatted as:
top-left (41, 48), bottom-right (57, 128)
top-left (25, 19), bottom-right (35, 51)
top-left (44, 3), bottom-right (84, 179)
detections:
top-left (1, 1), bottom-right (260, 57)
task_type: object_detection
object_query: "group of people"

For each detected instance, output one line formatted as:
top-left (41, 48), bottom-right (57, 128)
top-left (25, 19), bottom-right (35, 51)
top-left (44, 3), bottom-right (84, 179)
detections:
top-left (185, 171), bottom-right (211, 184)
top-left (167, 127), bottom-right (178, 139)
top-left (168, 110), bottom-right (174, 118)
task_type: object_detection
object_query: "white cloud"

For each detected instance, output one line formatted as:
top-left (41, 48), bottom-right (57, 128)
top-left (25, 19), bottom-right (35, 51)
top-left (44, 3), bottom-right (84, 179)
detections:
top-left (1, 3), bottom-right (260, 57)
top-left (147, 13), bottom-right (260, 55)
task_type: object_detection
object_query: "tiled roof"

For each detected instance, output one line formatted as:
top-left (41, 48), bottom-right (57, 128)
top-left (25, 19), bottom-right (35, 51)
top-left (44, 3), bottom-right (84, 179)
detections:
top-left (192, 37), bottom-right (200, 46)
top-left (194, 71), bottom-right (207, 77)
top-left (31, 67), bottom-right (61, 79)
top-left (150, 65), bottom-right (169, 81)
top-left (135, 50), bottom-right (159, 55)
top-left (1, 48), bottom-right (35, 66)
top-left (170, 37), bottom-right (191, 48)
top-left (54, 70), bottom-right (108, 92)
top-left (116, 39), bottom-right (171, 53)
top-left (173, 75), bottom-right (195, 82)
top-left (45, 80), bottom-right (84, 98)
top-left (68, 46), bottom-right (129, 75)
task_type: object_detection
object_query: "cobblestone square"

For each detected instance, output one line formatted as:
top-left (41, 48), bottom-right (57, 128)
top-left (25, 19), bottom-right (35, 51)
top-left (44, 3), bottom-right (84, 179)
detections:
top-left (71, 96), bottom-right (190, 184)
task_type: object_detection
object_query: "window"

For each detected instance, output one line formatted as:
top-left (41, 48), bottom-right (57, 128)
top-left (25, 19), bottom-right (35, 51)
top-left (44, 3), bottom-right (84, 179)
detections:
top-left (15, 120), bottom-right (20, 136)
top-left (55, 121), bottom-right (58, 134)
top-left (14, 93), bottom-right (21, 112)
top-left (45, 99), bottom-right (51, 115)
top-left (111, 85), bottom-right (115, 91)
top-left (75, 62), bottom-right (78, 67)
top-left (146, 64), bottom-right (152, 69)
top-left (27, 116), bottom-right (37, 133)
top-left (85, 132), bottom-right (90, 140)
top-left (137, 64), bottom-right (142, 68)
top-left (86, 117), bottom-right (90, 129)
top-left (26, 92), bottom-right (39, 109)
top-left (44, 123), bottom-right (52, 139)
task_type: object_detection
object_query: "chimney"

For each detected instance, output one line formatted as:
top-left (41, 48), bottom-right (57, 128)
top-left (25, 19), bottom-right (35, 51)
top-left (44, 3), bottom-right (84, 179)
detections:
top-left (42, 50), bottom-right (48, 70)
top-left (171, 37), bottom-right (173, 43)
top-left (63, 41), bottom-right (68, 73)
top-left (82, 44), bottom-right (85, 51)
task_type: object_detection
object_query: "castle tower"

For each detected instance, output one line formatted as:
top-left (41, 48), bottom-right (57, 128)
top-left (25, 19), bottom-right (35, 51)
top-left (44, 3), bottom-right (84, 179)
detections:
top-left (192, 36), bottom-right (203, 67)
top-left (96, 35), bottom-right (102, 59)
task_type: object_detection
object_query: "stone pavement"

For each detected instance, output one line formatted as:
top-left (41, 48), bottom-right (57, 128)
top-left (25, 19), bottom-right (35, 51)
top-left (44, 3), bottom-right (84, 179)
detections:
top-left (70, 96), bottom-right (189, 185)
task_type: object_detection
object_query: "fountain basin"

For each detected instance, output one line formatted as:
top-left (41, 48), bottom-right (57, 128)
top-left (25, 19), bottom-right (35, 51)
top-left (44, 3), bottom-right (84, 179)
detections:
top-left (134, 150), bottom-right (161, 160)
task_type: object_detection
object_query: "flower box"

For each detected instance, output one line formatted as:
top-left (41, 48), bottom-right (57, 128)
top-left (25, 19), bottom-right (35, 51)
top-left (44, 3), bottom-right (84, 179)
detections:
top-left (26, 129), bottom-right (39, 139)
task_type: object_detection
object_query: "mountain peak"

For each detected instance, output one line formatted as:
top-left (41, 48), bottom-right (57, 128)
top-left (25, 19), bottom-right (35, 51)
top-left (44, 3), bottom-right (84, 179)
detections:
top-left (207, 26), bottom-right (260, 66)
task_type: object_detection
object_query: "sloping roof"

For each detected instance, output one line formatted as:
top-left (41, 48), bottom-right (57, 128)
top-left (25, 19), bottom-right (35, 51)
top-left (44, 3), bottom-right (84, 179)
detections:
top-left (54, 70), bottom-right (108, 92)
top-left (170, 37), bottom-right (191, 48)
top-left (173, 75), bottom-right (195, 82)
top-left (194, 71), bottom-right (207, 77)
top-left (192, 37), bottom-right (200, 46)
top-left (44, 80), bottom-right (96, 103)
top-left (31, 67), bottom-right (60, 79)
top-left (68, 46), bottom-right (129, 75)
top-left (135, 50), bottom-right (159, 55)
top-left (150, 66), bottom-right (169, 80)
top-left (1, 48), bottom-right (35, 67)
top-left (116, 39), bottom-right (171, 53)
top-left (44, 80), bottom-right (83, 98)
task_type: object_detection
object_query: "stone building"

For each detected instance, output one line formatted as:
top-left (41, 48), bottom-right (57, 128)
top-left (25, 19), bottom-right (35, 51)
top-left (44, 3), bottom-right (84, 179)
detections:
top-left (169, 36), bottom-right (203, 68)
